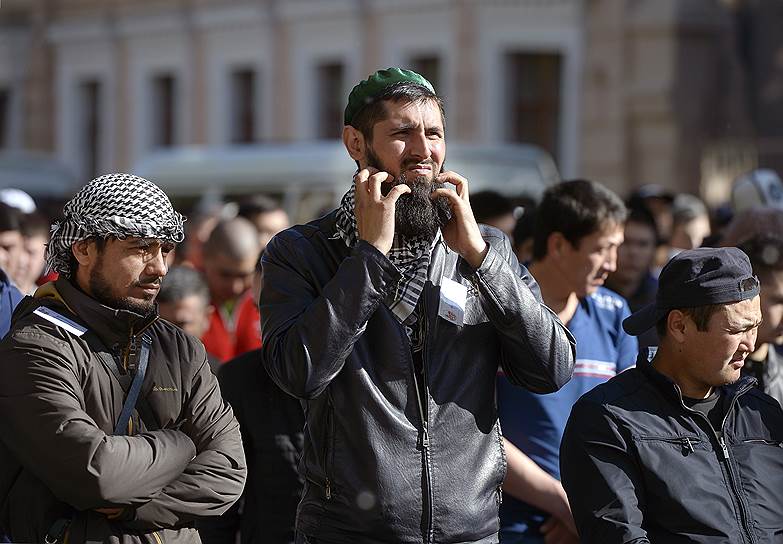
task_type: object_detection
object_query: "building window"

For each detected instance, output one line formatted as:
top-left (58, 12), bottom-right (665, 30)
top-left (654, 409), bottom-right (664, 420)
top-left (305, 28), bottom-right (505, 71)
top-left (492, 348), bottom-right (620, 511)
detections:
top-left (231, 68), bottom-right (257, 144)
top-left (316, 62), bottom-right (344, 139)
top-left (152, 73), bottom-right (177, 148)
top-left (505, 52), bottom-right (562, 161)
top-left (409, 54), bottom-right (441, 96)
top-left (79, 79), bottom-right (101, 179)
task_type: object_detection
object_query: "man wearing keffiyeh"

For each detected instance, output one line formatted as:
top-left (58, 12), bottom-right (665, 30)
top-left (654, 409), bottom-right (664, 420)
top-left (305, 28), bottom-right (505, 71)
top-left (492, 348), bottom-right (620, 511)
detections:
top-left (260, 68), bottom-right (576, 544)
top-left (0, 173), bottom-right (246, 543)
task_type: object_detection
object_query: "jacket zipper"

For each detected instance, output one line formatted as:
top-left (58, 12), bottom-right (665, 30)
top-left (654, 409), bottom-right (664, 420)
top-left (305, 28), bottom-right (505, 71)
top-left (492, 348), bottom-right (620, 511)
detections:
top-left (676, 384), bottom-right (757, 544)
top-left (151, 530), bottom-right (163, 544)
top-left (636, 435), bottom-right (701, 455)
top-left (323, 397), bottom-right (333, 500)
top-left (411, 288), bottom-right (435, 544)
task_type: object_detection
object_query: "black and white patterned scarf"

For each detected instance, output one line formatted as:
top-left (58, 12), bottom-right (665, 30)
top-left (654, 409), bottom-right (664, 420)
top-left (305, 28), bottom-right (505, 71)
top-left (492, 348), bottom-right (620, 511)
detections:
top-left (46, 173), bottom-right (185, 275)
top-left (334, 185), bottom-right (438, 326)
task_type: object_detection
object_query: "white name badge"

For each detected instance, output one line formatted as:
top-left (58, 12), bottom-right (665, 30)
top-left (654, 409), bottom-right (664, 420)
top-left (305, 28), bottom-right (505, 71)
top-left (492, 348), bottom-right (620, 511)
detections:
top-left (438, 277), bottom-right (467, 326)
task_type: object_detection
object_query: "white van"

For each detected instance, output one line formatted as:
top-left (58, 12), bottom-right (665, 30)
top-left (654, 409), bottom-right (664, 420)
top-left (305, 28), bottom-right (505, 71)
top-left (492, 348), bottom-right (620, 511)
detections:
top-left (134, 141), bottom-right (559, 222)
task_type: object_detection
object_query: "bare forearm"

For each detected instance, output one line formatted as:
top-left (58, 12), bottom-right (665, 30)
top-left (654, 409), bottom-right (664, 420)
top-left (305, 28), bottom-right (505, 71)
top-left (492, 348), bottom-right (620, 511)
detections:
top-left (503, 438), bottom-right (572, 522)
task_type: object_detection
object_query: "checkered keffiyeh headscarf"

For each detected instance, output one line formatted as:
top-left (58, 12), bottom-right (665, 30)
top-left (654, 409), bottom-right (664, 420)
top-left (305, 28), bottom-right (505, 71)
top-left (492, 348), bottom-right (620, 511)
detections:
top-left (334, 185), bottom-right (438, 324)
top-left (46, 173), bottom-right (185, 275)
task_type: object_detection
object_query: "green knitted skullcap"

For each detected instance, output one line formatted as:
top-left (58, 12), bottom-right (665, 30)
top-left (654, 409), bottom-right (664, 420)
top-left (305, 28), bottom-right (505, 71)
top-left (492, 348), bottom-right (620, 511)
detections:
top-left (344, 67), bottom-right (436, 126)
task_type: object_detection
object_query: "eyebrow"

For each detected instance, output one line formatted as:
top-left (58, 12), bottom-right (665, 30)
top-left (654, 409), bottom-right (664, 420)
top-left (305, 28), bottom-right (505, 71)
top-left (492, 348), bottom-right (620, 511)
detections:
top-left (727, 319), bottom-right (763, 331)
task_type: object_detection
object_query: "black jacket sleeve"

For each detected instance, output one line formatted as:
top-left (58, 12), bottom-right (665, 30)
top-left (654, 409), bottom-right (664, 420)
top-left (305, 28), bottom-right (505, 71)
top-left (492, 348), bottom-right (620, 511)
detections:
top-left (260, 234), bottom-right (401, 399)
top-left (560, 397), bottom-right (650, 544)
top-left (459, 228), bottom-right (575, 392)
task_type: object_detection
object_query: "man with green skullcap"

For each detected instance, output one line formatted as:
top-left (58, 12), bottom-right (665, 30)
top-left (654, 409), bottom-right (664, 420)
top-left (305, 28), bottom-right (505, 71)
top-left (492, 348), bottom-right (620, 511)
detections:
top-left (261, 68), bottom-right (575, 544)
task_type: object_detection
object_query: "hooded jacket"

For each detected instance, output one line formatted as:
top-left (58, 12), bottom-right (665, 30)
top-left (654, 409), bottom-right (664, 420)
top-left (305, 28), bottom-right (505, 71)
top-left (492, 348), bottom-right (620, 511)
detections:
top-left (260, 212), bottom-right (576, 544)
top-left (561, 349), bottom-right (783, 544)
top-left (0, 278), bottom-right (246, 543)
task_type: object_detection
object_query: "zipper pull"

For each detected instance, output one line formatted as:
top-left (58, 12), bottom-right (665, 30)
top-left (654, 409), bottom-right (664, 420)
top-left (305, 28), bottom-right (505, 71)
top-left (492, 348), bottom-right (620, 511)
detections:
top-left (420, 427), bottom-right (430, 449)
top-left (682, 437), bottom-right (695, 455)
top-left (719, 436), bottom-right (730, 460)
top-left (325, 479), bottom-right (332, 500)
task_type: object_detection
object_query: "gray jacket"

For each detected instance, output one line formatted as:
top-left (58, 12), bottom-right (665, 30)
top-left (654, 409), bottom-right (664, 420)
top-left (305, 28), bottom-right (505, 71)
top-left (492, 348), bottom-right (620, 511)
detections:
top-left (0, 279), bottom-right (246, 543)
top-left (260, 212), bottom-right (575, 544)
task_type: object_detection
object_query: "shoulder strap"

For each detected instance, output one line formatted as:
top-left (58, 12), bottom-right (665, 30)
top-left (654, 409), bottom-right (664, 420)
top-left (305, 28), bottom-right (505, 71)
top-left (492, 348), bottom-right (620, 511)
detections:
top-left (33, 302), bottom-right (162, 432)
top-left (82, 332), bottom-right (162, 432)
top-left (113, 333), bottom-right (151, 435)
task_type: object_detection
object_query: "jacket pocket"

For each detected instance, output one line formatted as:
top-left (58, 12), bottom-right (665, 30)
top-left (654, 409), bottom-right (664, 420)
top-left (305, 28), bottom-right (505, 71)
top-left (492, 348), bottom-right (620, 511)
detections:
top-left (731, 438), bottom-right (783, 533)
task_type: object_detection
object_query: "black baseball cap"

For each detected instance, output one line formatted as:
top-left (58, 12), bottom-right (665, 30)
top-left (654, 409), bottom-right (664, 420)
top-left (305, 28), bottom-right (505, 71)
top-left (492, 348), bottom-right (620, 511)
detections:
top-left (623, 247), bottom-right (760, 336)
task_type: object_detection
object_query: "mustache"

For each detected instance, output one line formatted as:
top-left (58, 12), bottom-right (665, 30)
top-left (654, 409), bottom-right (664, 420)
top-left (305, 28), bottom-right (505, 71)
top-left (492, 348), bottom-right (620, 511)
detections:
top-left (134, 277), bottom-right (162, 287)
top-left (400, 158), bottom-right (438, 172)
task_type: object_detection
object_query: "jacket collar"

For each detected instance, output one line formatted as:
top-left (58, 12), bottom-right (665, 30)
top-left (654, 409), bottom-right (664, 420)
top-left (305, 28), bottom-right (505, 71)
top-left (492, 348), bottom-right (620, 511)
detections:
top-left (42, 277), bottom-right (158, 350)
top-left (637, 347), bottom-right (757, 406)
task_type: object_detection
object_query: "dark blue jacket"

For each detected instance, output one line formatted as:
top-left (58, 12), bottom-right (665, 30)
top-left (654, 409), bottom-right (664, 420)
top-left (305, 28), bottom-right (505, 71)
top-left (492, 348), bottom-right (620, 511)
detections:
top-left (0, 267), bottom-right (22, 339)
top-left (561, 349), bottom-right (783, 544)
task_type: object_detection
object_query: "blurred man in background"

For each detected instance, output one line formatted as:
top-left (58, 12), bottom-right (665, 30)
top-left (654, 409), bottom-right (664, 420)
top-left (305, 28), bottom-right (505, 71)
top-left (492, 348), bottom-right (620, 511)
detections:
top-left (471, 190), bottom-right (517, 237)
top-left (174, 211), bottom-right (220, 270)
top-left (605, 205), bottom-right (660, 352)
top-left (0, 256), bottom-right (22, 339)
top-left (722, 207), bottom-right (783, 404)
top-left (237, 195), bottom-right (291, 249)
top-left (667, 194), bottom-right (711, 254)
top-left (498, 179), bottom-right (637, 544)
top-left (0, 203), bottom-right (23, 285)
top-left (201, 217), bottom-right (262, 362)
top-left (16, 212), bottom-right (50, 294)
top-left (512, 205), bottom-right (537, 264)
top-left (199, 250), bottom-right (304, 544)
top-left (158, 265), bottom-right (220, 373)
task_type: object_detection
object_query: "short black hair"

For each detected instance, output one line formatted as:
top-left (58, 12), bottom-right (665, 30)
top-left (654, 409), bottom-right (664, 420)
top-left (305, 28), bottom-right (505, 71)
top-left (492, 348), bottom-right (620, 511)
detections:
top-left (626, 204), bottom-right (660, 244)
top-left (533, 179), bottom-right (627, 260)
top-left (20, 211), bottom-right (51, 239)
top-left (0, 203), bottom-right (21, 233)
top-left (158, 265), bottom-right (209, 305)
top-left (656, 304), bottom-right (723, 337)
top-left (349, 82), bottom-right (445, 143)
top-left (237, 195), bottom-right (283, 219)
top-left (513, 206), bottom-right (537, 249)
top-left (471, 191), bottom-right (514, 224)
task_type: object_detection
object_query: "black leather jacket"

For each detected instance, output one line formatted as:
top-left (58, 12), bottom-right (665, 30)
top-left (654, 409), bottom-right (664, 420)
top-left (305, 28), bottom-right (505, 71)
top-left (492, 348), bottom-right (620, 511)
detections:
top-left (561, 349), bottom-right (783, 544)
top-left (260, 212), bottom-right (575, 544)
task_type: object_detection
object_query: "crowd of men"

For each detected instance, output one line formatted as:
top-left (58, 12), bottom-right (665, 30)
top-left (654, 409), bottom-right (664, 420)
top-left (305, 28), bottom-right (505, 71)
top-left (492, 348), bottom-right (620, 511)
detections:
top-left (0, 68), bottom-right (781, 544)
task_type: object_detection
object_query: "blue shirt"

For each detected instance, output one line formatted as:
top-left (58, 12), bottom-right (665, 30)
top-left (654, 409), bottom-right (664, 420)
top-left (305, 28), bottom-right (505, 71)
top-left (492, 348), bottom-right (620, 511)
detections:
top-left (498, 287), bottom-right (637, 536)
top-left (0, 267), bottom-right (23, 340)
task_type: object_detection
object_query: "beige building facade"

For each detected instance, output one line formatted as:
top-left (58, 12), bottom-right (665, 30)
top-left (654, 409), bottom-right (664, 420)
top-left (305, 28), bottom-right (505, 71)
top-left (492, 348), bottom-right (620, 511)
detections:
top-left (0, 0), bottom-right (777, 201)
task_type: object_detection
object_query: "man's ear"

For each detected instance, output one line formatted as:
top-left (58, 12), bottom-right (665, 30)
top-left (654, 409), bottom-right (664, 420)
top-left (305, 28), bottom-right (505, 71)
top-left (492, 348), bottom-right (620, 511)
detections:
top-left (667, 309), bottom-right (689, 343)
top-left (71, 239), bottom-right (93, 267)
top-left (343, 125), bottom-right (366, 163)
top-left (547, 232), bottom-right (568, 259)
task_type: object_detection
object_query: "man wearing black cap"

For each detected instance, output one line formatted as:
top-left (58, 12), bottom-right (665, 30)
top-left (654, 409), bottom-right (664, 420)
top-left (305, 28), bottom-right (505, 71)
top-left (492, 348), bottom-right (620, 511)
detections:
top-left (560, 247), bottom-right (783, 543)
top-left (260, 68), bottom-right (575, 543)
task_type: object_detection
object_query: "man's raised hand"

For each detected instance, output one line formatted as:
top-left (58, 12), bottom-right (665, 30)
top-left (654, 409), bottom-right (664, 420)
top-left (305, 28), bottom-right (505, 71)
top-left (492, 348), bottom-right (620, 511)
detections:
top-left (431, 171), bottom-right (488, 269)
top-left (354, 168), bottom-right (411, 255)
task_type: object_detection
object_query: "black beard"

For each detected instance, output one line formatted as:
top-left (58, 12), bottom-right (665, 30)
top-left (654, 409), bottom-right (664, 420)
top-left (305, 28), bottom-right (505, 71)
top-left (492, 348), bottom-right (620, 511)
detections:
top-left (89, 258), bottom-right (157, 316)
top-left (365, 147), bottom-right (452, 240)
top-left (393, 172), bottom-right (452, 240)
